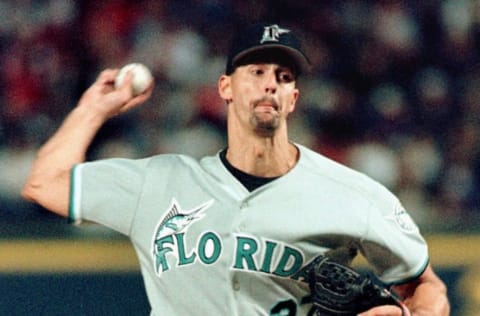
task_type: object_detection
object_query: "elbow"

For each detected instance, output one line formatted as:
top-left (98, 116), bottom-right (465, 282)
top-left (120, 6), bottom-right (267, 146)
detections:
top-left (21, 170), bottom-right (71, 218)
top-left (21, 177), bottom-right (70, 218)
top-left (21, 169), bottom-right (56, 203)
top-left (21, 178), bottom-right (41, 203)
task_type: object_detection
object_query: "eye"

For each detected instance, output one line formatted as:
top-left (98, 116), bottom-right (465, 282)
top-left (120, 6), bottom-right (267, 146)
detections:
top-left (251, 67), bottom-right (264, 76)
top-left (278, 71), bottom-right (294, 83)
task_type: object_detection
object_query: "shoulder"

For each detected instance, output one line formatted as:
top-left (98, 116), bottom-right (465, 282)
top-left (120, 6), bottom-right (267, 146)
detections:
top-left (78, 153), bottom-right (206, 176)
top-left (295, 144), bottom-right (398, 206)
top-left (296, 144), bottom-right (386, 189)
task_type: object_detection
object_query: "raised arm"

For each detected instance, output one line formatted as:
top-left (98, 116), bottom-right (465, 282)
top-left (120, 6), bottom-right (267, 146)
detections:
top-left (21, 69), bottom-right (153, 217)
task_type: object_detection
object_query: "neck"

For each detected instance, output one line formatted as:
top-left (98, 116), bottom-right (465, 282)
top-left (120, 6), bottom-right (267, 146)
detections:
top-left (226, 134), bottom-right (298, 177)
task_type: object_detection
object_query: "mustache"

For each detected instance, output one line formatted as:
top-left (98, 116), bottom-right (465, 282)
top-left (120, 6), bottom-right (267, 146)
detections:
top-left (253, 97), bottom-right (279, 110)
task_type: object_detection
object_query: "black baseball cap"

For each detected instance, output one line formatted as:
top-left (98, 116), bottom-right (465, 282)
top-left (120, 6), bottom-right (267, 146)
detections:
top-left (225, 23), bottom-right (310, 77)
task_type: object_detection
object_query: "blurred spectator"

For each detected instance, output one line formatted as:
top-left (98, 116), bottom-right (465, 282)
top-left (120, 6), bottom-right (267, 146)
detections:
top-left (397, 134), bottom-right (443, 226)
top-left (347, 140), bottom-right (400, 190)
top-left (434, 120), bottom-right (480, 222)
top-left (411, 67), bottom-right (456, 144)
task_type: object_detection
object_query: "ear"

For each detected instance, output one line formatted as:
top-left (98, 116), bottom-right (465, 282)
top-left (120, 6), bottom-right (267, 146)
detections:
top-left (288, 88), bottom-right (299, 113)
top-left (218, 75), bottom-right (232, 103)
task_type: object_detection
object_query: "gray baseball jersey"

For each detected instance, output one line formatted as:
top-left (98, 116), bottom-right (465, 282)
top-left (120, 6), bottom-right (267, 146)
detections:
top-left (70, 144), bottom-right (428, 316)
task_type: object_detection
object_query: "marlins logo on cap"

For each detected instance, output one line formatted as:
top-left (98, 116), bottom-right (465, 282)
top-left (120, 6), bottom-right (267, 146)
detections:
top-left (260, 24), bottom-right (291, 43)
top-left (226, 23), bottom-right (310, 76)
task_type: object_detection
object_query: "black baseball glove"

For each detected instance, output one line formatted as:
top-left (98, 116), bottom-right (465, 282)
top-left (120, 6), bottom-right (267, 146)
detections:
top-left (307, 256), bottom-right (405, 316)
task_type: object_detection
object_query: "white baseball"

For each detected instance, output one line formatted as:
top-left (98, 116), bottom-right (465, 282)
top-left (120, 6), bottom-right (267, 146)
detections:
top-left (115, 63), bottom-right (153, 96)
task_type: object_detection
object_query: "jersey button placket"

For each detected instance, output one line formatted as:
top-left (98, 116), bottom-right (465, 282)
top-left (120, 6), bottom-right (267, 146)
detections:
top-left (238, 199), bottom-right (249, 231)
top-left (232, 275), bottom-right (240, 291)
top-left (232, 280), bottom-right (240, 291)
top-left (240, 200), bottom-right (249, 210)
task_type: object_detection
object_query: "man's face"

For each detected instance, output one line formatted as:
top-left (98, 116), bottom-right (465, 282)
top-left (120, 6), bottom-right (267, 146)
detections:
top-left (220, 62), bottom-right (299, 137)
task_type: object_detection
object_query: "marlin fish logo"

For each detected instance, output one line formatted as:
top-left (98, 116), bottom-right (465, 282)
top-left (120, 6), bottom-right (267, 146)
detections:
top-left (154, 198), bottom-right (213, 240)
top-left (152, 198), bottom-right (214, 274)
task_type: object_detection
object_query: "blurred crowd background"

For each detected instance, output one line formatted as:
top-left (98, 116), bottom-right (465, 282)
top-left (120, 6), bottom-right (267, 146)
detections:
top-left (1, 0), bottom-right (480, 233)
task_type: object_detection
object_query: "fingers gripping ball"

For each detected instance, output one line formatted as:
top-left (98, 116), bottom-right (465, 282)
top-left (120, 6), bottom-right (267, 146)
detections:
top-left (115, 63), bottom-right (153, 96)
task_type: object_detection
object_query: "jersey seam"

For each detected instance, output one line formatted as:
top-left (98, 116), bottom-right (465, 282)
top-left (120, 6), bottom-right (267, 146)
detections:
top-left (361, 199), bottom-right (375, 244)
top-left (127, 157), bottom-right (151, 237)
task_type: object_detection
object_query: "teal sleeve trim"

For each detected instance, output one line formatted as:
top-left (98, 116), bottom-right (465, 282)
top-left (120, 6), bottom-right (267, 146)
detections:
top-left (387, 256), bottom-right (430, 286)
top-left (68, 164), bottom-right (78, 224)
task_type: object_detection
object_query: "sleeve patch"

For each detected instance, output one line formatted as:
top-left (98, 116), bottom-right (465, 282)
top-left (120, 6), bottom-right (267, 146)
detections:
top-left (393, 203), bottom-right (418, 233)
